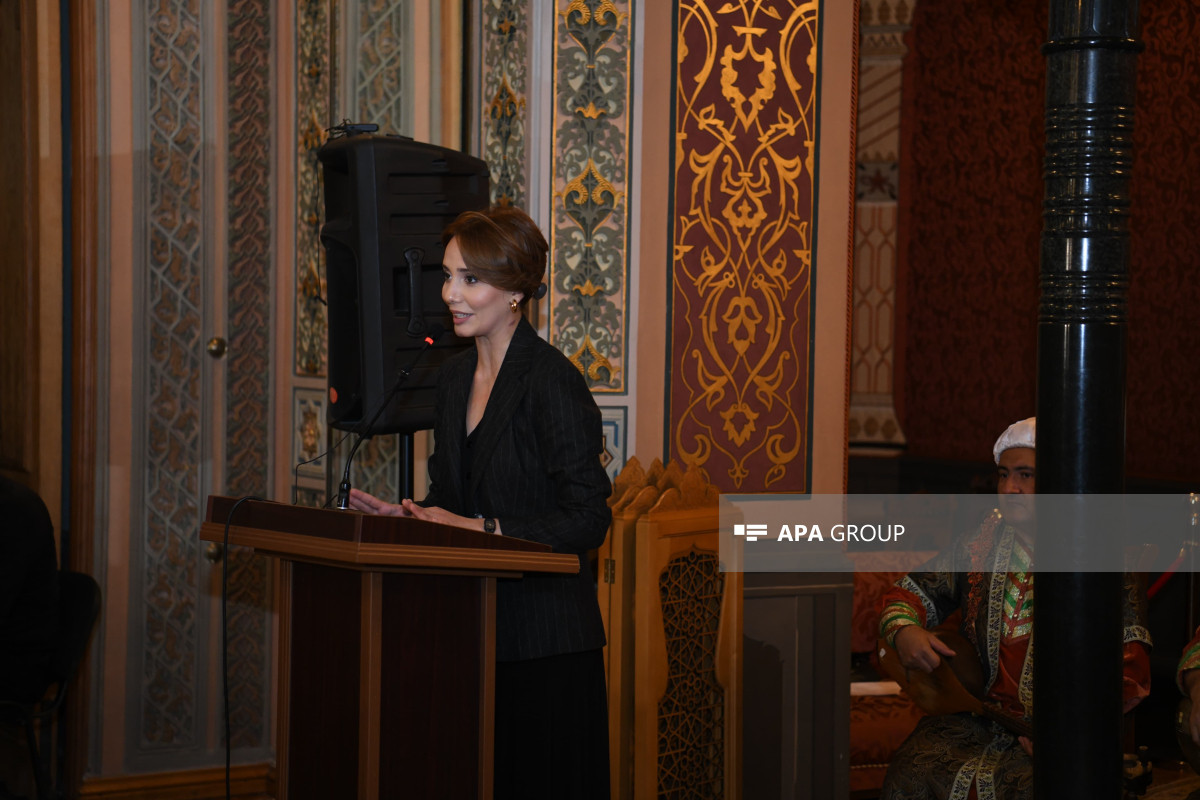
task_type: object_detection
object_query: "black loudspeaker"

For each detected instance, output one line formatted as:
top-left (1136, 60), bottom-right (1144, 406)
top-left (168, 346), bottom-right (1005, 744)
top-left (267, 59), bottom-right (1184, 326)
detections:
top-left (319, 132), bottom-right (489, 435)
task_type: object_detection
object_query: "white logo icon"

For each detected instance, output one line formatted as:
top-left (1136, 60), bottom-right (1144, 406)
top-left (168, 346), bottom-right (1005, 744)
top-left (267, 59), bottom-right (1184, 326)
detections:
top-left (733, 523), bottom-right (769, 542)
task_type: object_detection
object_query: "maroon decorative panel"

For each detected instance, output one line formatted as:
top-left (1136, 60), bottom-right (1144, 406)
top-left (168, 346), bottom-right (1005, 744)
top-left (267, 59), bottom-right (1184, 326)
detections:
top-left (898, 1), bottom-right (1200, 483)
top-left (1125, 4), bottom-right (1200, 482)
top-left (899, 2), bottom-right (1046, 464)
top-left (669, 0), bottom-right (819, 492)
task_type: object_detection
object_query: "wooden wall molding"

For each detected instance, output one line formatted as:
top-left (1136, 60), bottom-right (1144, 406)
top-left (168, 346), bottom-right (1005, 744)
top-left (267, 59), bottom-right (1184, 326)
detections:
top-left (0, 0), bottom-right (34, 485)
top-left (1, 0), bottom-right (64, 512)
top-left (79, 763), bottom-right (275, 800)
top-left (66, 1), bottom-right (101, 796)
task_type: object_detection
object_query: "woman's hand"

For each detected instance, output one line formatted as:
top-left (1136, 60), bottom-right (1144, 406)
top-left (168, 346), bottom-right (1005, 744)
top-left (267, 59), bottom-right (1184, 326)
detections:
top-left (347, 488), bottom-right (411, 517)
top-left (400, 500), bottom-right (492, 532)
top-left (348, 491), bottom-right (497, 533)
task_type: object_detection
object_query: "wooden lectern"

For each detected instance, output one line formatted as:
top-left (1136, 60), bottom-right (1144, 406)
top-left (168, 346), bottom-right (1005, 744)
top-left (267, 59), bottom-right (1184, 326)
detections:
top-left (201, 496), bottom-right (578, 800)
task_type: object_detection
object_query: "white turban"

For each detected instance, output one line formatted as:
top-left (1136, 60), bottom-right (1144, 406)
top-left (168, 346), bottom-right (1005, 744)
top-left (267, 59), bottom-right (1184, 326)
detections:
top-left (993, 417), bottom-right (1036, 464)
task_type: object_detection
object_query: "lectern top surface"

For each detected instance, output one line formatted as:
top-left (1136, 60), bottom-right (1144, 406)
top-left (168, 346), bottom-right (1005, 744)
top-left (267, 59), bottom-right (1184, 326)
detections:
top-left (205, 495), bottom-right (551, 553)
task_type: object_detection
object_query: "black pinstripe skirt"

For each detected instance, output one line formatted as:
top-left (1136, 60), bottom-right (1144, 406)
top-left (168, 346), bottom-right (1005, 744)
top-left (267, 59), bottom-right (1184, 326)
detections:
top-left (494, 649), bottom-right (611, 800)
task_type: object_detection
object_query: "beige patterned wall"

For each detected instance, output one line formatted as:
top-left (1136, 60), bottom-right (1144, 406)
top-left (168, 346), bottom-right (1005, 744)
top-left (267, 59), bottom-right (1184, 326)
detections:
top-left (850, 0), bottom-right (912, 448)
top-left (289, 1), bottom-right (466, 507)
top-left (93, 0), bottom-right (478, 783)
top-left (99, 0), bottom-right (274, 774)
top-left (138, 0), bottom-right (208, 752)
top-left (354, 0), bottom-right (406, 132)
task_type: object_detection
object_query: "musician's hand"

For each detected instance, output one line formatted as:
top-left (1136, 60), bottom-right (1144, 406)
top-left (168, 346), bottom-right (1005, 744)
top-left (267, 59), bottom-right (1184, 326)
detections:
top-left (1190, 697), bottom-right (1200, 748)
top-left (1018, 736), bottom-right (1033, 758)
top-left (894, 625), bottom-right (957, 674)
top-left (347, 488), bottom-right (411, 517)
top-left (1185, 669), bottom-right (1200, 746)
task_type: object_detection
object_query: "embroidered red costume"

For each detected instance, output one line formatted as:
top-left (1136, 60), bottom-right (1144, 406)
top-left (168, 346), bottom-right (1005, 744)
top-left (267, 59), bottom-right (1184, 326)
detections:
top-left (878, 511), bottom-right (1152, 800)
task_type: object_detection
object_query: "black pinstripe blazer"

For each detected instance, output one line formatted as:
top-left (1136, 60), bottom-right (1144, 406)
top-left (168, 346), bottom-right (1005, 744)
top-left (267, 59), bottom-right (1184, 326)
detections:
top-left (423, 318), bottom-right (611, 661)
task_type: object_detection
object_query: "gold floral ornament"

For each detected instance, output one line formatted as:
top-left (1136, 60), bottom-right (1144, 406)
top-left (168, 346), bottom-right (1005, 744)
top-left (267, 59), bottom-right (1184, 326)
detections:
top-left (722, 295), bottom-right (762, 356)
top-left (568, 337), bottom-right (618, 385)
top-left (564, 0), bottom-right (624, 27)
top-left (300, 407), bottom-right (320, 460)
top-left (721, 402), bottom-right (760, 447)
top-left (489, 76), bottom-right (525, 124)
top-left (720, 34), bottom-right (777, 131)
top-left (562, 159), bottom-right (624, 216)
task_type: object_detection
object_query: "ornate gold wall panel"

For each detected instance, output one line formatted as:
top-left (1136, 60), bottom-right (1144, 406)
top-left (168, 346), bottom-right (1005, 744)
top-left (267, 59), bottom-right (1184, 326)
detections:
top-left (670, 0), bottom-right (819, 491)
top-left (549, 0), bottom-right (632, 392)
top-left (294, 0), bottom-right (336, 377)
top-left (481, 0), bottom-right (529, 207)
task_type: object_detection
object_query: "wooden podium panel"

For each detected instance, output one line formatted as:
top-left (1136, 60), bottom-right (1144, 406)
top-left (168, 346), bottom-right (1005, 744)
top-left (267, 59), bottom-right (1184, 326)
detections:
top-left (202, 496), bottom-right (577, 800)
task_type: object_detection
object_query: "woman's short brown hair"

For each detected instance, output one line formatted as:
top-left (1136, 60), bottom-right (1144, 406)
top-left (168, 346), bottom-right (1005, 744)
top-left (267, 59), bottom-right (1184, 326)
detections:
top-left (442, 206), bottom-right (547, 306)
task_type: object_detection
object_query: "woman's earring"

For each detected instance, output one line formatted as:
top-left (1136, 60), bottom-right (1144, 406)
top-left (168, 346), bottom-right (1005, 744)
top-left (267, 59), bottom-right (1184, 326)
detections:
top-left (510, 297), bottom-right (520, 313)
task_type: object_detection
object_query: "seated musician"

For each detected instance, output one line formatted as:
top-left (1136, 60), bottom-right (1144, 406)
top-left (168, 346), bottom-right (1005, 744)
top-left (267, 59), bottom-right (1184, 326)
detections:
top-left (1178, 629), bottom-right (1200, 746)
top-left (877, 418), bottom-right (1152, 800)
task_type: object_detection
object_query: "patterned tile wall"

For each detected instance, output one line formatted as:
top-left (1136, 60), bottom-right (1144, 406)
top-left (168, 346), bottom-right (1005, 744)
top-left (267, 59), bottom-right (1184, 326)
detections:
top-left (600, 406), bottom-right (628, 483)
top-left (480, 0), bottom-right (529, 207)
top-left (223, 0), bottom-right (274, 748)
top-left (474, 0), bottom-right (633, 474)
top-left (132, 0), bottom-right (276, 760)
top-left (293, 388), bottom-right (329, 481)
top-left (139, 0), bottom-right (206, 750)
top-left (355, 0), bottom-right (406, 133)
top-left (549, 1), bottom-right (633, 392)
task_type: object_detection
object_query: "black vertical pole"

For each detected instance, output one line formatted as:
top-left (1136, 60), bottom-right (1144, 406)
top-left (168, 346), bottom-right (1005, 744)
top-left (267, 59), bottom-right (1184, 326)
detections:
top-left (400, 433), bottom-right (415, 502)
top-left (1036, 2), bottom-right (1141, 798)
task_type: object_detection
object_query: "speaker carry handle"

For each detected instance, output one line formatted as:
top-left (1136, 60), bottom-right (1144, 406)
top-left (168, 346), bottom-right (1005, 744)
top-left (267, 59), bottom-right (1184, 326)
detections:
top-left (404, 247), bottom-right (428, 336)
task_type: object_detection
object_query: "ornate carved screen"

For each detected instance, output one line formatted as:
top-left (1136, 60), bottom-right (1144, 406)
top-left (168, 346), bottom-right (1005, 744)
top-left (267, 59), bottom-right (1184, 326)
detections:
top-left (633, 472), bottom-right (741, 798)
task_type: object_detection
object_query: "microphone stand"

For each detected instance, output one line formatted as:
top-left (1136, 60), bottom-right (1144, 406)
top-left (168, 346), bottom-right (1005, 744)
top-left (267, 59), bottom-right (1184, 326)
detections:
top-left (334, 325), bottom-right (443, 509)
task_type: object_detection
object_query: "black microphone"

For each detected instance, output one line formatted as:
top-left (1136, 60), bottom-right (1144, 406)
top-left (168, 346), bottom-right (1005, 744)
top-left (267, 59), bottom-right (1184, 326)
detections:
top-left (335, 323), bottom-right (445, 510)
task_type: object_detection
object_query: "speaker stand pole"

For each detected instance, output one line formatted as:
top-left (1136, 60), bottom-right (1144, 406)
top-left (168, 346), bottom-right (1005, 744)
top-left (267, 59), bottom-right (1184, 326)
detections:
top-left (399, 433), bottom-right (415, 503)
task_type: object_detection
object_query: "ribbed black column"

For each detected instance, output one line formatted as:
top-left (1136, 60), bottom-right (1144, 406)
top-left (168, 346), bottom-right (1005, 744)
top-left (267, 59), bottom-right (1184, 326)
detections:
top-left (1036, 2), bottom-right (1141, 798)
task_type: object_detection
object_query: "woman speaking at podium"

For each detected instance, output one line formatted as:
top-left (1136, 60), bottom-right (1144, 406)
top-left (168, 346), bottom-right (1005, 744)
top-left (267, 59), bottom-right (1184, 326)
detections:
top-left (348, 205), bottom-right (612, 799)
